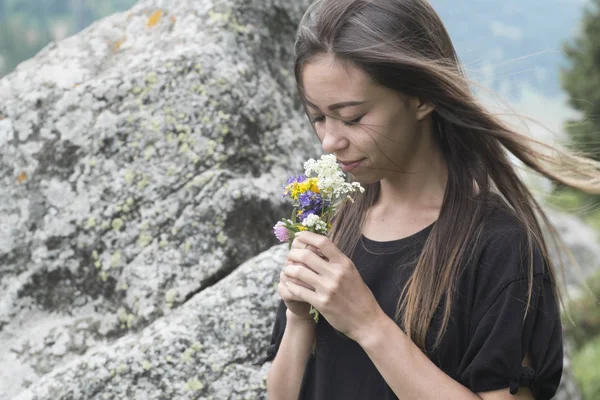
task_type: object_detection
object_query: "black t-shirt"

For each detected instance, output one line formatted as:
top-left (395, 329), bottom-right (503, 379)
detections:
top-left (258, 205), bottom-right (563, 399)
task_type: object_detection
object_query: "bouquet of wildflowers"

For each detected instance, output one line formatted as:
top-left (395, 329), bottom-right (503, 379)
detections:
top-left (273, 154), bottom-right (365, 323)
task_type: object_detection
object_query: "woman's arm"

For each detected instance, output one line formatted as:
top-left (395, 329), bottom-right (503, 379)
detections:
top-left (357, 311), bottom-right (533, 400)
top-left (266, 309), bottom-right (317, 400)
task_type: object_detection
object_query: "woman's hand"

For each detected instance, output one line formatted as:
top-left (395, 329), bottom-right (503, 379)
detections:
top-left (278, 237), bottom-right (323, 321)
top-left (282, 231), bottom-right (384, 342)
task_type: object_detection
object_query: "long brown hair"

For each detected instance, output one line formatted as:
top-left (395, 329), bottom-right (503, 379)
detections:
top-left (293, 0), bottom-right (600, 351)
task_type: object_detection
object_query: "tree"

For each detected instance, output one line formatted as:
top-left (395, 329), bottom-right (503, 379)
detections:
top-left (560, 0), bottom-right (600, 206)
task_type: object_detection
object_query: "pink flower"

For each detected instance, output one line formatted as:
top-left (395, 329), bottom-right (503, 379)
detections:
top-left (273, 221), bottom-right (290, 242)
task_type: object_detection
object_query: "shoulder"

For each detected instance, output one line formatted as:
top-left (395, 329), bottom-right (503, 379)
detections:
top-left (460, 196), bottom-right (558, 329)
top-left (471, 196), bottom-right (549, 283)
top-left (479, 195), bottom-right (530, 241)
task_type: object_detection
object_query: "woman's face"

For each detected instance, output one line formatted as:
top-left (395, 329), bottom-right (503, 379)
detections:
top-left (301, 54), bottom-right (435, 184)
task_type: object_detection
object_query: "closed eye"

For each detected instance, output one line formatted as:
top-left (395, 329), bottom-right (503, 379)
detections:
top-left (310, 115), bottom-right (364, 127)
top-left (310, 115), bottom-right (325, 124)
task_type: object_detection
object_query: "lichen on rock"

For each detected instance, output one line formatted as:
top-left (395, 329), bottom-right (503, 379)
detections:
top-left (0, 0), bottom-right (320, 397)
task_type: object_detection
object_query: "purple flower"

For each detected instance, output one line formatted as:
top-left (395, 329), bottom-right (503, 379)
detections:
top-left (298, 204), bottom-right (324, 221)
top-left (299, 209), bottom-right (317, 222)
top-left (286, 174), bottom-right (307, 185)
top-left (297, 191), bottom-right (333, 222)
top-left (273, 221), bottom-right (290, 242)
top-left (298, 191), bottom-right (315, 209)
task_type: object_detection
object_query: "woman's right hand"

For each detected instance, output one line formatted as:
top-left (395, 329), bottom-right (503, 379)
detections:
top-left (278, 237), bottom-right (321, 321)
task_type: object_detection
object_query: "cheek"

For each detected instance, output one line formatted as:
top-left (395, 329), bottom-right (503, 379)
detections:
top-left (365, 116), bottom-right (402, 144)
top-left (387, 113), bottom-right (418, 142)
top-left (312, 124), bottom-right (325, 142)
top-left (364, 120), bottom-right (418, 162)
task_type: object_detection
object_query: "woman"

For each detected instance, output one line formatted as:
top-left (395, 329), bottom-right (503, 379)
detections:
top-left (260, 0), bottom-right (600, 399)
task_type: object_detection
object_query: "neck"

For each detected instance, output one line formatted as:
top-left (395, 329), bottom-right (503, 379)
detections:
top-left (375, 123), bottom-right (448, 214)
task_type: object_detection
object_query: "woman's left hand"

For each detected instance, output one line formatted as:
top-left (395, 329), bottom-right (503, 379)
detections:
top-left (282, 230), bottom-right (384, 343)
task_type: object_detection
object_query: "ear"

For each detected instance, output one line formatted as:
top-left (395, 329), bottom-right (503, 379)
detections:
top-left (414, 98), bottom-right (435, 121)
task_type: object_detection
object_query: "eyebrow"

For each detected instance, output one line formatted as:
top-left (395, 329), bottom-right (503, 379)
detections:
top-left (305, 99), bottom-right (368, 112)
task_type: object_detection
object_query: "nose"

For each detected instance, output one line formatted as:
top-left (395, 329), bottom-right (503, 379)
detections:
top-left (319, 120), bottom-right (349, 154)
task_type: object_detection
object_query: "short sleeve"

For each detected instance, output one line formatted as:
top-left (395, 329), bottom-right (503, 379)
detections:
top-left (255, 299), bottom-right (287, 366)
top-left (458, 230), bottom-right (563, 399)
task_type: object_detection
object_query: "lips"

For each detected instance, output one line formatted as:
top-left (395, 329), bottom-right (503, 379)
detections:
top-left (337, 158), bottom-right (365, 166)
top-left (339, 159), bottom-right (363, 172)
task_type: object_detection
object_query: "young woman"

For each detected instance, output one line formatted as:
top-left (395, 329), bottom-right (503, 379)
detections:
top-left (260, 0), bottom-right (600, 399)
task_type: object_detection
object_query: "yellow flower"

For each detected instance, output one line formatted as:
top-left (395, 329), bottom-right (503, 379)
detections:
top-left (298, 181), bottom-right (311, 194)
top-left (309, 178), bottom-right (320, 194)
top-left (286, 183), bottom-right (301, 200)
top-left (297, 226), bottom-right (308, 231)
top-left (285, 178), bottom-right (320, 200)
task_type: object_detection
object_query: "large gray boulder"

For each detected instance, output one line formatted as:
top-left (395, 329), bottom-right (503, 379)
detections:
top-left (0, 0), bottom-right (595, 398)
top-left (0, 0), bottom-right (317, 397)
top-left (12, 244), bottom-right (288, 400)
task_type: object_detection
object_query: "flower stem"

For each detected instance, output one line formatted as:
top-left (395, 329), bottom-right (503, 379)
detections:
top-left (309, 305), bottom-right (320, 323)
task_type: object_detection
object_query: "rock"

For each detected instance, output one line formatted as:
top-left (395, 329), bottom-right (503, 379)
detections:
top-left (545, 208), bottom-right (599, 400)
top-left (544, 207), bottom-right (600, 293)
top-left (12, 244), bottom-right (287, 400)
top-left (0, 0), bottom-right (316, 397)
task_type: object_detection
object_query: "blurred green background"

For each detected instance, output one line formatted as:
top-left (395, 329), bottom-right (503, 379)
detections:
top-left (1, 0), bottom-right (598, 397)
top-left (0, 0), bottom-right (136, 77)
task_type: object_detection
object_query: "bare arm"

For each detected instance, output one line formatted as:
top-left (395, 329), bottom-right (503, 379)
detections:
top-left (266, 310), bottom-right (317, 400)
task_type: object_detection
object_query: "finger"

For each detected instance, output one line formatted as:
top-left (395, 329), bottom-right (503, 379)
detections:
top-left (294, 231), bottom-right (337, 262)
top-left (306, 244), bottom-right (327, 259)
top-left (291, 237), bottom-right (311, 249)
top-left (284, 255), bottom-right (317, 275)
top-left (283, 262), bottom-right (322, 291)
top-left (278, 279), bottom-right (301, 302)
top-left (286, 280), bottom-right (320, 307)
top-left (280, 271), bottom-right (314, 291)
top-left (288, 276), bottom-right (314, 290)
top-left (291, 238), bottom-right (326, 259)
top-left (287, 248), bottom-right (329, 276)
top-left (289, 239), bottom-right (324, 267)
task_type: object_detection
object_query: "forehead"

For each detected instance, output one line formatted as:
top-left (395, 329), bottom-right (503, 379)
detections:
top-left (301, 55), bottom-right (375, 109)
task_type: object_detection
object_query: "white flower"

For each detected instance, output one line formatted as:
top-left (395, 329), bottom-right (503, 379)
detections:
top-left (301, 214), bottom-right (328, 233)
top-left (303, 154), bottom-right (365, 202)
